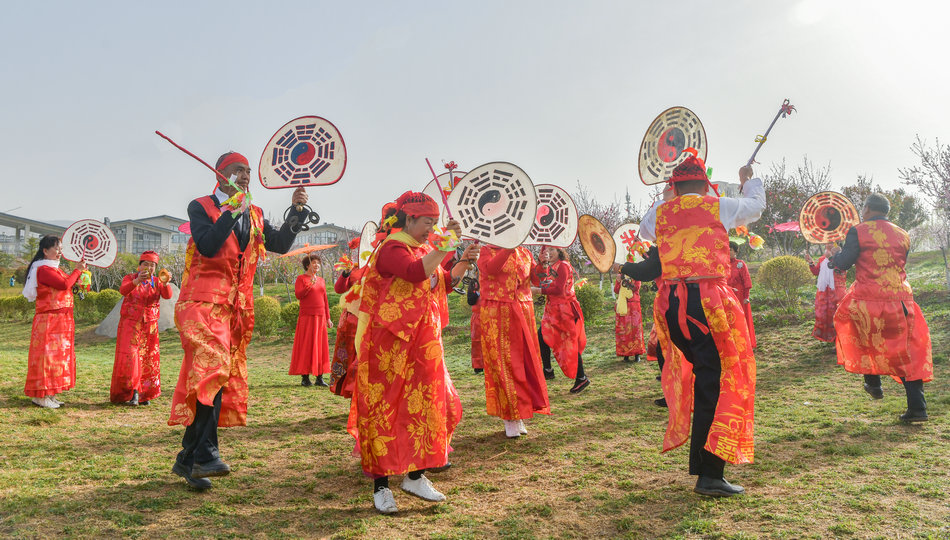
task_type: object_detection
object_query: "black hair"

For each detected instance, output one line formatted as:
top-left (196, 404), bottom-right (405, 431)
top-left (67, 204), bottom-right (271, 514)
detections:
top-left (729, 241), bottom-right (739, 253)
top-left (673, 179), bottom-right (708, 194)
top-left (543, 245), bottom-right (568, 261)
top-left (25, 235), bottom-right (61, 279)
top-left (392, 210), bottom-right (408, 230)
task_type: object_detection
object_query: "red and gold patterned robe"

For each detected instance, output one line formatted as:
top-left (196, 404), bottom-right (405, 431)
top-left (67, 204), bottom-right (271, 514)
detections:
top-left (477, 246), bottom-right (550, 420)
top-left (168, 197), bottom-right (263, 428)
top-left (330, 267), bottom-right (365, 398)
top-left (25, 265), bottom-right (81, 398)
top-left (533, 260), bottom-right (586, 378)
top-left (833, 220), bottom-right (932, 381)
top-left (289, 274), bottom-right (331, 376)
top-left (614, 276), bottom-right (645, 356)
top-left (810, 256), bottom-right (847, 343)
top-left (655, 195), bottom-right (756, 465)
top-left (347, 232), bottom-right (462, 477)
top-left (470, 303), bottom-right (484, 370)
top-left (110, 273), bottom-right (172, 403)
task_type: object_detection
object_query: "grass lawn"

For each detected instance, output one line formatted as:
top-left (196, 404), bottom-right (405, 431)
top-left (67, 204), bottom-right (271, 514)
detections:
top-left (0, 256), bottom-right (947, 538)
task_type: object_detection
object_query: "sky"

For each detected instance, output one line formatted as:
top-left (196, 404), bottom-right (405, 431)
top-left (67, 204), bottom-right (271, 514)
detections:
top-left (2, 0), bottom-right (949, 232)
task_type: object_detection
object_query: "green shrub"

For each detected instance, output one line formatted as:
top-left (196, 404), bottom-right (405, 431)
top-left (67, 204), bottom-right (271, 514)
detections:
top-left (281, 300), bottom-right (300, 327)
top-left (96, 288), bottom-right (122, 315)
top-left (639, 282), bottom-right (657, 323)
top-left (254, 296), bottom-right (282, 337)
top-left (329, 304), bottom-right (343, 325)
top-left (10, 295), bottom-right (30, 320)
top-left (74, 290), bottom-right (101, 323)
top-left (575, 283), bottom-right (603, 320)
top-left (0, 296), bottom-right (19, 320)
top-left (757, 255), bottom-right (813, 312)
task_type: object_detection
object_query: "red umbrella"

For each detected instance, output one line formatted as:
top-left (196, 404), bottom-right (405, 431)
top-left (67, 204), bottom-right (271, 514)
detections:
top-left (277, 243), bottom-right (338, 259)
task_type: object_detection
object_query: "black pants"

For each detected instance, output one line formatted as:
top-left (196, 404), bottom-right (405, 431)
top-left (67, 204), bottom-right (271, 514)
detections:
top-left (538, 326), bottom-right (585, 381)
top-left (664, 284), bottom-right (725, 479)
top-left (863, 375), bottom-right (927, 412)
top-left (176, 389), bottom-right (223, 468)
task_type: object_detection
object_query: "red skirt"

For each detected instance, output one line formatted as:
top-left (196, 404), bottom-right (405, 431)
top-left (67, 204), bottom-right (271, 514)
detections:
top-left (812, 289), bottom-right (838, 343)
top-left (470, 304), bottom-right (484, 370)
top-left (742, 301), bottom-right (756, 348)
top-left (25, 309), bottom-right (76, 398)
top-left (110, 316), bottom-right (162, 403)
top-left (615, 308), bottom-right (646, 356)
top-left (289, 312), bottom-right (330, 376)
top-left (540, 301), bottom-right (586, 378)
top-left (329, 310), bottom-right (358, 397)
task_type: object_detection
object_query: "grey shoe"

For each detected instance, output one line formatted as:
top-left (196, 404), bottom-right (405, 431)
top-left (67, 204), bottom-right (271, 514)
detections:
top-left (694, 476), bottom-right (745, 497)
top-left (863, 384), bottom-right (884, 400)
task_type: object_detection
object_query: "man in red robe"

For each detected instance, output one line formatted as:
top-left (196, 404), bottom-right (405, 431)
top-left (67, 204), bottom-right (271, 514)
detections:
top-left (168, 151), bottom-right (309, 490)
top-left (727, 242), bottom-right (756, 348)
top-left (110, 250), bottom-right (172, 405)
top-left (830, 193), bottom-right (932, 422)
top-left (629, 155), bottom-right (764, 497)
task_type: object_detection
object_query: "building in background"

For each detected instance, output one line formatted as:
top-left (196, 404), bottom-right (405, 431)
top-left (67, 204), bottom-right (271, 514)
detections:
top-left (0, 212), bottom-right (187, 256)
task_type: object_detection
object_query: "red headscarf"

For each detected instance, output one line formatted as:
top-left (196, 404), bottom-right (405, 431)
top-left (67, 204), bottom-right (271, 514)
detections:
top-left (139, 250), bottom-right (159, 264)
top-left (395, 191), bottom-right (439, 218)
top-left (215, 152), bottom-right (249, 174)
top-left (669, 150), bottom-right (719, 196)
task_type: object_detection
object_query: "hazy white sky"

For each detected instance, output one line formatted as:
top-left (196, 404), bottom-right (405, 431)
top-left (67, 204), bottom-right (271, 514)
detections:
top-left (2, 0), bottom-right (948, 230)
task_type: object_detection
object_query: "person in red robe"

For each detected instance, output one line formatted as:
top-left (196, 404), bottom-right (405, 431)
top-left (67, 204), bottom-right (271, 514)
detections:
top-left (347, 191), bottom-right (475, 514)
top-left (478, 245), bottom-right (551, 438)
top-left (290, 254), bottom-right (332, 387)
top-left (168, 151), bottom-right (309, 491)
top-left (329, 260), bottom-right (365, 398)
top-left (614, 274), bottom-right (645, 362)
top-left (110, 250), bottom-right (173, 405)
top-left (22, 235), bottom-right (87, 409)
top-left (469, 302), bottom-right (484, 373)
top-left (830, 193), bottom-right (932, 422)
top-left (805, 243), bottom-right (846, 343)
top-left (727, 242), bottom-right (756, 348)
top-left (630, 156), bottom-right (764, 497)
top-left (532, 246), bottom-right (589, 393)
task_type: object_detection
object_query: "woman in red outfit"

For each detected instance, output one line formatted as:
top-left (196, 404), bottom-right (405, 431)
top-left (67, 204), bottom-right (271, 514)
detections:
top-left (805, 243), bottom-right (845, 343)
top-left (478, 245), bottom-right (551, 438)
top-left (614, 275), bottom-right (645, 362)
top-left (110, 250), bottom-right (173, 405)
top-left (531, 246), bottom-right (590, 393)
top-left (329, 262), bottom-right (365, 397)
top-left (22, 235), bottom-right (87, 409)
top-left (727, 242), bottom-right (756, 348)
top-left (290, 255), bottom-right (332, 387)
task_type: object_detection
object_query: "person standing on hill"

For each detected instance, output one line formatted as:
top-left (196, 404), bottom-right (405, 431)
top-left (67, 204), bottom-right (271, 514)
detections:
top-left (289, 254), bottom-right (332, 387)
top-left (614, 273), bottom-right (645, 362)
top-left (169, 151), bottom-right (309, 490)
top-left (110, 250), bottom-right (172, 406)
top-left (629, 156), bottom-right (764, 497)
top-left (22, 235), bottom-right (87, 409)
top-left (830, 193), bottom-right (932, 423)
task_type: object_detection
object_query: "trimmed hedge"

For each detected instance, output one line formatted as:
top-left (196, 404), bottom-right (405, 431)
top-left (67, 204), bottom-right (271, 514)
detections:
top-left (281, 300), bottom-right (300, 327)
top-left (757, 255), bottom-right (813, 312)
top-left (575, 283), bottom-right (604, 320)
top-left (96, 288), bottom-right (122, 315)
top-left (254, 296), bottom-right (282, 337)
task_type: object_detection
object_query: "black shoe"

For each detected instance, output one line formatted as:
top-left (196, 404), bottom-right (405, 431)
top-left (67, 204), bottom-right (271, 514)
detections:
top-left (428, 462), bottom-right (452, 473)
top-left (314, 375), bottom-right (329, 387)
top-left (301, 375), bottom-right (312, 387)
top-left (694, 476), bottom-right (745, 497)
top-left (172, 462), bottom-right (212, 490)
top-left (899, 410), bottom-right (928, 423)
top-left (192, 458), bottom-right (231, 478)
top-left (125, 390), bottom-right (139, 406)
top-left (633, 355), bottom-right (641, 363)
top-left (863, 383), bottom-right (884, 400)
top-left (622, 356), bottom-right (630, 362)
top-left (543, 368), bottom-right (555, 381)
top-left (139, 400), bottom-right (150, 406)
top-left (654, 398), bottom-right (667, 408)
top-left (473, 368), bottom-right (484, 374)
top-left (656, 375), bottom-right (661, 382)
top-left (569, 378), bottom-right (590, 394)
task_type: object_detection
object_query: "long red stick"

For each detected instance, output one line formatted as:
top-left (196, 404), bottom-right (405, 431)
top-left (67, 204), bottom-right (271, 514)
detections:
top-left (156, 130), bottom-right (230, 184)
top-left (426, 158), bottom-right (454, 219)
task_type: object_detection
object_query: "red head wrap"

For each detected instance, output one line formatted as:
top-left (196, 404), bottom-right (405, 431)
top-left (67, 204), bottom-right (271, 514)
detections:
top-left (215, 152), bottom-right (249, 174)
top-left (669, 154), bottom-right (709, 183)
top-left (395, 191), bottom-right (439, 218)
top-left (139, 250), bottom-right (159, 264)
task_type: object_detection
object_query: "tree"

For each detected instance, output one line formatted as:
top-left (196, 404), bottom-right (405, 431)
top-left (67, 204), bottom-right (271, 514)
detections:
top-left (749, 157), bottom-right (832, 257)
top-left (898, 136), bottom-right (950, 289)
top-left (571, 181), bottom-right (624, 287)
top-left (841, 176), bottom-right (927, 233)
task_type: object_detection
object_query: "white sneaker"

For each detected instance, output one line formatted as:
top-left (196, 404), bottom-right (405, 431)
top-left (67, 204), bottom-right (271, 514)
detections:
top-left (50, 396), bottom-right (64, 406)
top-left (400, 475), bottom-right (446, 502)
top-left (373, 487), bottom-right (398, 514)
top-left (503, 419), bottom-right (521, 438)
top-left (518, 419), bottom-right (528, 435)
top-left (32, 397), bottom-right (59, 409)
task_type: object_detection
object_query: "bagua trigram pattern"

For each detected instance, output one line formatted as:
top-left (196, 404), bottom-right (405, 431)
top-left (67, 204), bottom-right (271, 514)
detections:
top-left (67, 222), bottom-right (113, 263)
top-left (529, 187), bottom-right (569, 244)
top-left (801, 193), bottom-right (858, 243)
top-left (456, 168), bottom-right (530, 241)
top-left (641, 108), bottom-right (705, 182)
top-left (270, 123), bottom-right (336, 185)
